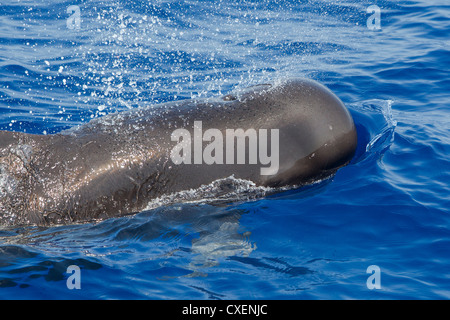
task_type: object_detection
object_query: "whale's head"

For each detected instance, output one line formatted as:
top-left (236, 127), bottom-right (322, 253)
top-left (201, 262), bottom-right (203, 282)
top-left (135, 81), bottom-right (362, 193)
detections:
top-left (232, 79), bottom-right (357, 187)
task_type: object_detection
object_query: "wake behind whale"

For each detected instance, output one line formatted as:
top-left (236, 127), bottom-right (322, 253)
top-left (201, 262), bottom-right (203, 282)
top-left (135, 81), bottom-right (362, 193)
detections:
top-left (0, 79), bottom-right (357, 226)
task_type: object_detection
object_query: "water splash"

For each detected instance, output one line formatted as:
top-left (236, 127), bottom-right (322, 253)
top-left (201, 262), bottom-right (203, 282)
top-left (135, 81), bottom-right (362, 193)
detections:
top-left (363, 99), bottom-right (397, 152)
top-left (143, 175), bottom-right (276, 211)
top-left (349, 99), bottom-right (397, 163)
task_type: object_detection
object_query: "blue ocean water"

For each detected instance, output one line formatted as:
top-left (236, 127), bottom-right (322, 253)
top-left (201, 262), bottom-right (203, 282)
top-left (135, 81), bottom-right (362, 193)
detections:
top-left (0, 0), bottom-right (449, 299)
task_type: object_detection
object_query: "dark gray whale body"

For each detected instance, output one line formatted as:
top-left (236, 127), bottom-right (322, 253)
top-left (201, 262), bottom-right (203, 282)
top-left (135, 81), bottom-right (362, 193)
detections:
top-left (0, 79), bottom-right (357, 226)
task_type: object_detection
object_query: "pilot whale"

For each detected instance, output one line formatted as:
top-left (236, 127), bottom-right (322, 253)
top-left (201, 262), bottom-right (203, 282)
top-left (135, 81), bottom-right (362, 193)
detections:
top-left (0, 79), bottom-right (357, 226)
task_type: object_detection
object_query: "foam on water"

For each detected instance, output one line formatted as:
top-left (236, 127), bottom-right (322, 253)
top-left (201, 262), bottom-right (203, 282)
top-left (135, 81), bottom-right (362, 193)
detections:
top-left (143, 175), bottom-right (276, 211)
